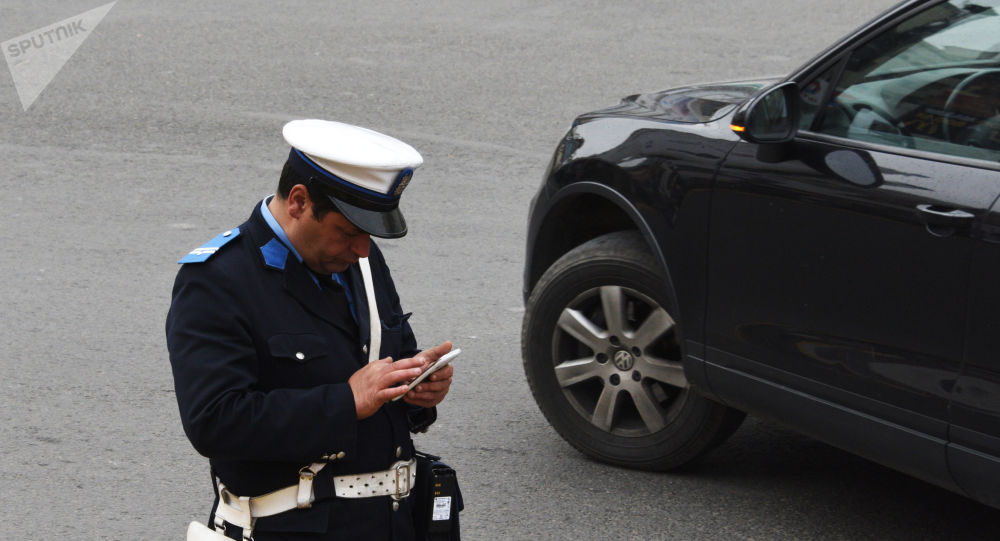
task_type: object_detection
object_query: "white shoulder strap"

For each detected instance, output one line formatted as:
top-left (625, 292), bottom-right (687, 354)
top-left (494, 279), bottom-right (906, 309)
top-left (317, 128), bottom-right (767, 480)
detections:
top-left (359, 257), bottom-right (381, 364)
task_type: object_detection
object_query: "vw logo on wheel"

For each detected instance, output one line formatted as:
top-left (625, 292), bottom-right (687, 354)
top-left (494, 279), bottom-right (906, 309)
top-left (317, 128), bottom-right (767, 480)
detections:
top-left (612, 350), bottom-right (634, 371)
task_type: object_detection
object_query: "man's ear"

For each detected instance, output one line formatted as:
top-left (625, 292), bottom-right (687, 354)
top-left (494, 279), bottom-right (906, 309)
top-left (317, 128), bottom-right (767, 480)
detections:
top-left (287, 184), bottom-right (310, 219)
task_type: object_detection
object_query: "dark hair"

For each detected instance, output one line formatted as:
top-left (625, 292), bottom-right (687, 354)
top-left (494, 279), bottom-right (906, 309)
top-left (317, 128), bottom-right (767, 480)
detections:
top-left (277, 160), bottom-right (339, 220)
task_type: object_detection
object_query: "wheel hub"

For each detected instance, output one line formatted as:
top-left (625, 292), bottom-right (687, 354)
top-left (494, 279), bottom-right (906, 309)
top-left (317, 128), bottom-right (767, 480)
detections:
top-left (611, 349), bottom-right (634, 371)
top-left (547, 282), bottom-right (688, 436)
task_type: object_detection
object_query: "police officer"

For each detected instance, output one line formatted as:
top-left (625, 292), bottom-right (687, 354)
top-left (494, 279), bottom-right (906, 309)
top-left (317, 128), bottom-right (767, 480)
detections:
top-left (166, 119), bottom-right (455, 540)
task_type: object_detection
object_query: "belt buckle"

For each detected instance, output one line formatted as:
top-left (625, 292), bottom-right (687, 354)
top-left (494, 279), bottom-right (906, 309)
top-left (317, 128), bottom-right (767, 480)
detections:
top-left (391, 460), bottom-right (411, 501)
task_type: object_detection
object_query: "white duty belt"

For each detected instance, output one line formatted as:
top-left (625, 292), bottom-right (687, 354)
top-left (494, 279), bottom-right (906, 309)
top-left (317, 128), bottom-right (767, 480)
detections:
top-left (213, 459), bottom-right (417, 538)
top-left (210, 256), bottom-right (397, 540)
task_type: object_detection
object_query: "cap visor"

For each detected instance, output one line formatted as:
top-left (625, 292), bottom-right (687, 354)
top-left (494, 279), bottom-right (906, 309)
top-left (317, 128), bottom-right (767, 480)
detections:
top-left (327, 195), bottom-right (407, 239)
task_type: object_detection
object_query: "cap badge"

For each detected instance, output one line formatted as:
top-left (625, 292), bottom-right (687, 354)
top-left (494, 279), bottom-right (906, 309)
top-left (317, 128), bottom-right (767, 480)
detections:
top-left (393, 169), bottom-right (413, 197)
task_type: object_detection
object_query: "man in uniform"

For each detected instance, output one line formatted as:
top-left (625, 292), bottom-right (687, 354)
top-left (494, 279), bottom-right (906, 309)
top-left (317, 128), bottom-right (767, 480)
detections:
top-left (166, 119), bottom-right (455, 540)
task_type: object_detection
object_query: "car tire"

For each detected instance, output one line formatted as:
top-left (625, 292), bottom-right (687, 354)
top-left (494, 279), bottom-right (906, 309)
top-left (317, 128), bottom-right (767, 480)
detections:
top-left (522, 230), bottom-right (745, 470)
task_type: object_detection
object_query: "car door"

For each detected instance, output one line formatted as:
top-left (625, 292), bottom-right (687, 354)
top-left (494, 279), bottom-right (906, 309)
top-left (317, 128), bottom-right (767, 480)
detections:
top-left (704, 0), bottom-right (1000, 485)
top-left (951, 199), bottom-right (1000, 507)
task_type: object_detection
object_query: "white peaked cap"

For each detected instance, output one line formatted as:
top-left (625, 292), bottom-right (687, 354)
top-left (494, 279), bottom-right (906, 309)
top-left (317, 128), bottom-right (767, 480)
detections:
top-left (282, 119), bottom-right (423, 238)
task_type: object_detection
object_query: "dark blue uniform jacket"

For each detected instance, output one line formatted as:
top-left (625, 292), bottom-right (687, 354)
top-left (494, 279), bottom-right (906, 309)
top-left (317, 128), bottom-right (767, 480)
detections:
top-left (166, 201), bottom-right (435, 539)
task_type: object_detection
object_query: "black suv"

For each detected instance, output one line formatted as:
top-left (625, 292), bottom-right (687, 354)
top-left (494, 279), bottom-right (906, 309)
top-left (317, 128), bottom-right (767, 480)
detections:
top-left (521, 0), bottom-right (1000, 508)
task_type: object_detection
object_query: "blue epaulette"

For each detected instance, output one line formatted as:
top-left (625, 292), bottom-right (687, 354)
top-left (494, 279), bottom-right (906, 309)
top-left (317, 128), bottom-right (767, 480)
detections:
top-left (178, 227), bottom-right (241, 264)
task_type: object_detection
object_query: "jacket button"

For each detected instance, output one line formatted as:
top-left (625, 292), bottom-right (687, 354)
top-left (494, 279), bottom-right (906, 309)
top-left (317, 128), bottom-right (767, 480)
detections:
top-left (395, 447), bottom-right (402, 458)
top-left (295, 352), bottom-right (305, 360)
top-left (337, 451), bottom-right (346, 459)
top-left (362, 344), bottom-right (368, 355)
top-left (392, 501), bottom-right (400, 512)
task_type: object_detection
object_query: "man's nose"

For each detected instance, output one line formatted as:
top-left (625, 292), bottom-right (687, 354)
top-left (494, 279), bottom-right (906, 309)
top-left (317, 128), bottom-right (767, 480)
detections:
top-left (354, 235), bottom-right (371, 258)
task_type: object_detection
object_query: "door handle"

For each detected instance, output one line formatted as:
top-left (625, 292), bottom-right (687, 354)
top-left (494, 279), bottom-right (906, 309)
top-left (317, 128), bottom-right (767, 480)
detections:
top-left (916, 204), bottom-right (975, 237)
top-left (916, 204), bottom-right (975, 224)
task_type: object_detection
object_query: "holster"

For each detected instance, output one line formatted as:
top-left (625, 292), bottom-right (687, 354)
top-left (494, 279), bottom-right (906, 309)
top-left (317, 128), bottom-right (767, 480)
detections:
top-left (411, 451), bottom-right (463, 541)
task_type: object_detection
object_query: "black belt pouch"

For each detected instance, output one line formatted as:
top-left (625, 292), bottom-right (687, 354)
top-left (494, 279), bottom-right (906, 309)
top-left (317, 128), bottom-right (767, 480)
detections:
top-left (412, 451), bottom-right (463, 541)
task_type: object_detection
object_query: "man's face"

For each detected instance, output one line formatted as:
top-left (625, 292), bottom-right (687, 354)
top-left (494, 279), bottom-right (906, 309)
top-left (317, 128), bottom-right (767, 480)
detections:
top-left (290, 202), bottom-right (371, 275)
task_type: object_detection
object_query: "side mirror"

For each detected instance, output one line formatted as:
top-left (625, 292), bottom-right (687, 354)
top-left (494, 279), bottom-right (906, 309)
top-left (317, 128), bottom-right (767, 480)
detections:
top-left (730, 82), bottom-right (800, 144)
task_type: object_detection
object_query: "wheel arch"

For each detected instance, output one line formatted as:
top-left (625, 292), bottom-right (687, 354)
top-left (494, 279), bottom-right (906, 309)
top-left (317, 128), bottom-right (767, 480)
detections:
top-left (525, 181), bottom-right (672, 304)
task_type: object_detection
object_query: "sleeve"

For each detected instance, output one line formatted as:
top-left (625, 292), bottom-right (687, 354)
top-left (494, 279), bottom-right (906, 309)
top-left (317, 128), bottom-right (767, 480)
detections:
top-left (407, 404), bottom-right (437, 433)
top-left (165, 263), bottom-right (359, 463)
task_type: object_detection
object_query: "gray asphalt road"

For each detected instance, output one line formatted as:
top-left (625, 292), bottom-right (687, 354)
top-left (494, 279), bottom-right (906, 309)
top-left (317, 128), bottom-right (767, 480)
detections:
top-left (2, 1), bottom-right (998, 539)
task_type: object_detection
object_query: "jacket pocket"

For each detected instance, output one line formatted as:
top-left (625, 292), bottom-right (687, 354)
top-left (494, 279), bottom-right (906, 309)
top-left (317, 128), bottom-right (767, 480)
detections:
top-left (267, 333), bottom-right (328, 363)
top-left (379, 312), bottom-right (412, 359)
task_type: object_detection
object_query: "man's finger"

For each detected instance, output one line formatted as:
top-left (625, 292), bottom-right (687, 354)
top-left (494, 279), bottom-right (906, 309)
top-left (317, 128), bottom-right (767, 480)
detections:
top-left (413, 374), bottom-right (451, 393)
top-left (411, 356), bottom-right (453, 391)
top-left (379, 385), bottom-right (411, 403)
top-left (403, 389), bottom-right (446, 407)
top-left (382, 366), bottom-right (423, 387)
top-left (402, 391), bottom-right (436, 404)
top-left (389, 357), bottom-right (423, 370)
top-left (414, 341), bottom-right (453, 363)
top-left (414, 365), bottom-right (453, 389)
top-left (428, 364), bottom-right (454, 381)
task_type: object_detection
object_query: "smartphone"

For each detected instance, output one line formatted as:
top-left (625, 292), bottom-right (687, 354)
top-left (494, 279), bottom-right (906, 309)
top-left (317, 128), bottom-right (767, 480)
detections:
top-left (392, 348), bottom-right (461, 401)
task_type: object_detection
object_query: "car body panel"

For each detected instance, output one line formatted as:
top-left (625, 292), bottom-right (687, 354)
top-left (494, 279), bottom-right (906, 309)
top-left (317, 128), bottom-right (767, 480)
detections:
top-left (586, 80), bottom-right (769, 124)
top-left (951, 199), bottom-right (1000, 507)
top-left (708, 136), bottom-right (999, 427)
top-left (704, 129), bottom-right (1000, 497)
top-left (523, 0), bottom-right (1000, 507)
top-left (524, 116), bottom-right (742, 347)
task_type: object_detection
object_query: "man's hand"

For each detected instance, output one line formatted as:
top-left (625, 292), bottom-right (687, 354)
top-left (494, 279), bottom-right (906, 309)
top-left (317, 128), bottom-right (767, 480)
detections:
top-left (349, 357), bottom-right (423, 420)
top-left (402, 341), bottom-right (455, 408)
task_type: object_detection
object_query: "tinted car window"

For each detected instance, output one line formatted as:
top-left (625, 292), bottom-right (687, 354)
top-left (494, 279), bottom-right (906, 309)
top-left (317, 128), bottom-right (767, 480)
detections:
top-left (799, 63), bottom-right (842, 130)
top-left (807, 0), bottom-right (1000, 162)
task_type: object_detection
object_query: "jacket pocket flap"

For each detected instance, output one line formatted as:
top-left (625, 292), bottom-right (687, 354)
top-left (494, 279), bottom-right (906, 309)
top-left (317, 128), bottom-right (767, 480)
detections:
top-left (381, 312), bottom-right (412, 331)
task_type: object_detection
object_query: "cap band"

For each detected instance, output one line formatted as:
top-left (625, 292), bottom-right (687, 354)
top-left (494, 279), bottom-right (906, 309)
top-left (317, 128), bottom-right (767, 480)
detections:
top-left (286, 149), bottom-right (399, 211)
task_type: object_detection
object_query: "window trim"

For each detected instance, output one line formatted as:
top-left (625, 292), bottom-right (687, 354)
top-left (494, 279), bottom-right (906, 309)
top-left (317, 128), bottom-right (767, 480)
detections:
top-left (796, 130), bottom-right (1000, 172)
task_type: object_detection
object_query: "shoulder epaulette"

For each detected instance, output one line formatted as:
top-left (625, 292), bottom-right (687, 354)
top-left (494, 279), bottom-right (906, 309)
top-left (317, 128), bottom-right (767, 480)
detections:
top-left (178, 227), bottom-right (241, 264)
